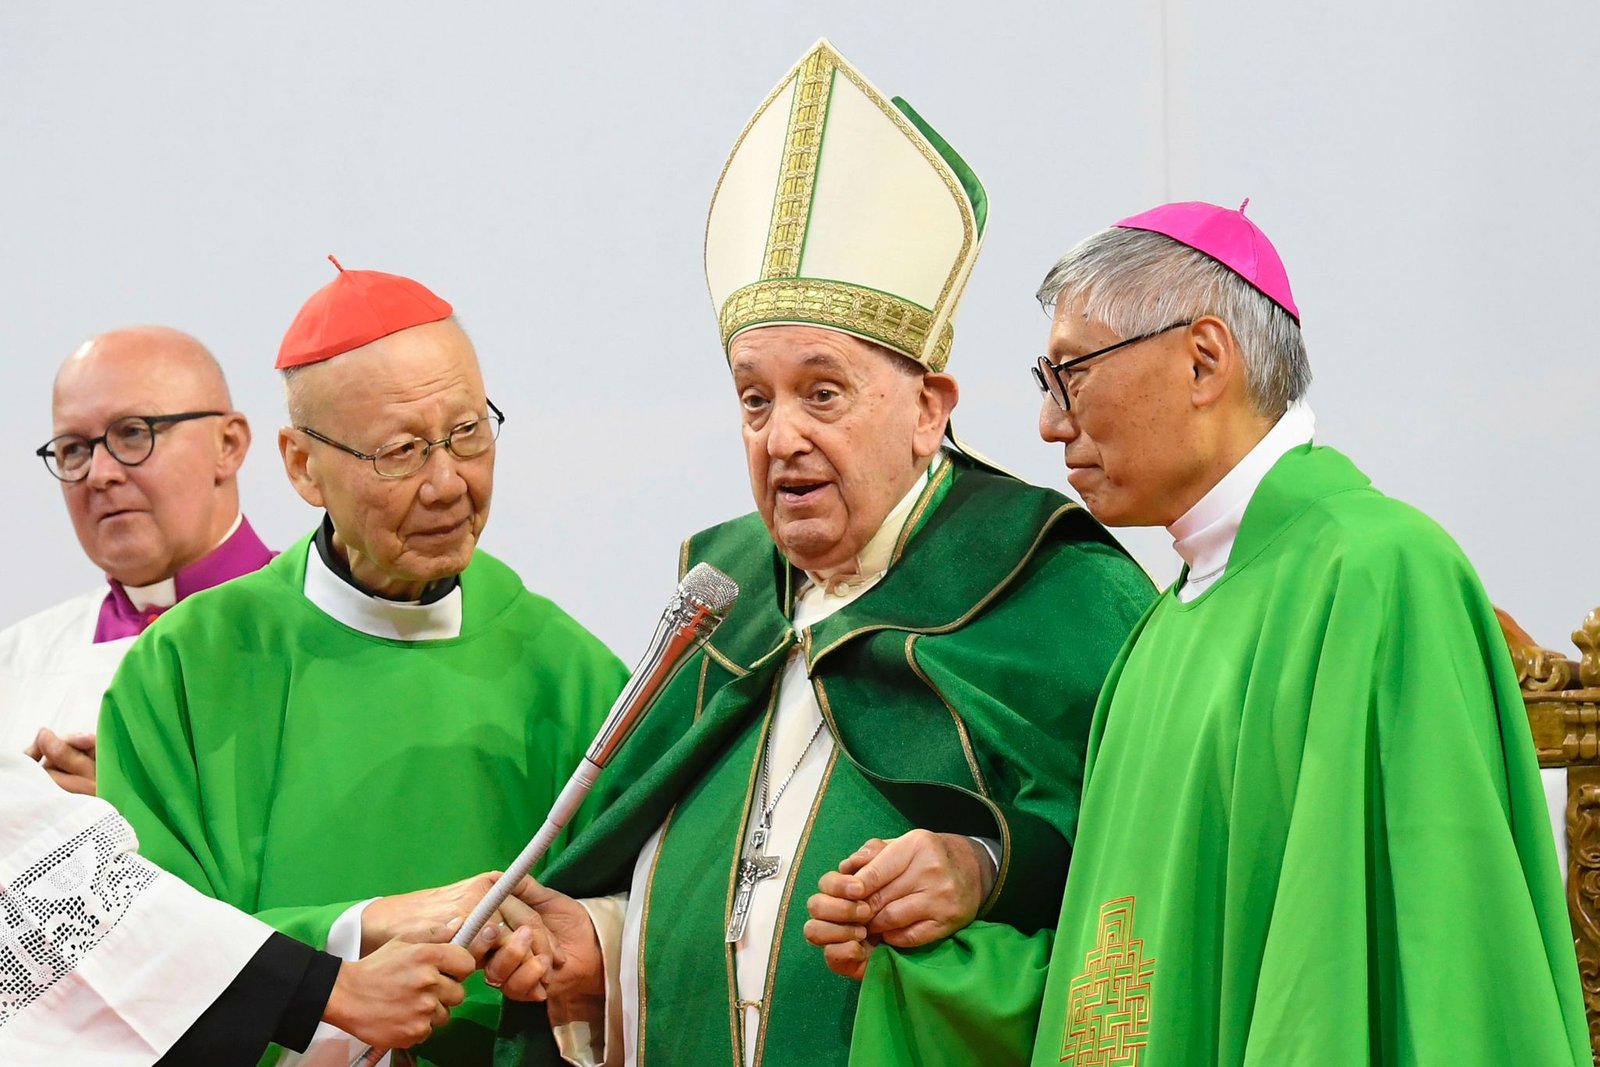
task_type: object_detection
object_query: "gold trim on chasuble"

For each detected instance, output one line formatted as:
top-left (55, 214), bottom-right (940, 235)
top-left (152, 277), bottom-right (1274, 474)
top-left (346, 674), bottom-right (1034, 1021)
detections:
top-left (722, 686), bottom-right (784, 1063)
top-left (748, 748), bottom-right (841, 1067)
top-left (889, 455), bottom-right (951, 565)
top-left (711, 43), bottom-right (974, 372)
top-left (898, 632), bottom-right (1018, 912)
top-left (1061, 896), bottom-right (1155, 1066)
top-left (636, 681), bottom-right (782, 1065)
top-left (901, 633), bottom-right (988, 798)
top-left (805, 496), bottom-right (1079, 671)
top-left (694, 656), bottom-right (712, 721)
top-left (634, 801), bottom-right (675, 1066)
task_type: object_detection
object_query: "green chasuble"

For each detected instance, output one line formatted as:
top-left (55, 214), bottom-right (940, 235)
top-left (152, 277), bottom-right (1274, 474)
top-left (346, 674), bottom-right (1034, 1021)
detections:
top-left (497, 454), bottom-right (1156, 1066)
top-left (97, 532), bottom-right (629, 1065)
top-left (851, 444), bottom-right (1589, 1066)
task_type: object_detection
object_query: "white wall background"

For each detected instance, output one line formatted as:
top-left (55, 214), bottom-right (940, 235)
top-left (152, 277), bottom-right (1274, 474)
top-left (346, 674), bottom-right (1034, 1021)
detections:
top-left (2, 1), bottom-right (1596, 662)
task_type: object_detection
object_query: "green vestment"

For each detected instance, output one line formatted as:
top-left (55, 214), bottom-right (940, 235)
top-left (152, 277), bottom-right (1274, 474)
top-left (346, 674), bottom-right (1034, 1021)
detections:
top-left (497, 455), bottom-right (1156, 1066)
top-left (851, 445), bottom-right (1589, 1066)
top-left (97, 533), bottom-right (629, 1065)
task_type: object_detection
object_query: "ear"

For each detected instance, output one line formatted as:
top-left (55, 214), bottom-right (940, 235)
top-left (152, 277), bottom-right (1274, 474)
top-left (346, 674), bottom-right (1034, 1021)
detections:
top-left (278, 427), bottom-right (326, 508)
top-left (1186, 316), bottom-right (1241, 409)
top-left (214, 412), bottom-right (252, 483)
top-left (913, 372), bottom-right (960, 459)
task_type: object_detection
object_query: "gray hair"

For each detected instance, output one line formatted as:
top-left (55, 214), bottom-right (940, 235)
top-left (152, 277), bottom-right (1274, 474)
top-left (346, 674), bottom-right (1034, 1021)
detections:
top-left (281, 364), bottom-right (315, 427)
top-left (1036, 227), bottom-right (1310, 417)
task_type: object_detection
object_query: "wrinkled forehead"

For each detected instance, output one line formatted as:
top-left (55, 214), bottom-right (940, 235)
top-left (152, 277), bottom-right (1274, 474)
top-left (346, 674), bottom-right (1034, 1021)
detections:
top-left (1046, 292), bottom-right (1111, 352)
top-left (728, 324), bottom-right (916, 383)
top-left (306, 321), bottom-right (484, 402)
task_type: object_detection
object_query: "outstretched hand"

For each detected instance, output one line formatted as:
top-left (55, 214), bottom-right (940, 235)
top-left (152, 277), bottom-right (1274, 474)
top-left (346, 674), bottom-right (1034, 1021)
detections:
top-left (361, 871), bottom-right (516, 956)
top-left (324, 939), bottom-right (475, 1049)
top-left (494, 877), bottom-right (606, 1002)
top-left (804, 830), bottom-right (994, 980)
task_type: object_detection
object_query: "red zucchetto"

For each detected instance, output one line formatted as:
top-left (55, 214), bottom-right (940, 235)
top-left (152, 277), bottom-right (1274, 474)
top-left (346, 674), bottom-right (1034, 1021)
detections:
top-left (275, 255), bottom-right (454, 369)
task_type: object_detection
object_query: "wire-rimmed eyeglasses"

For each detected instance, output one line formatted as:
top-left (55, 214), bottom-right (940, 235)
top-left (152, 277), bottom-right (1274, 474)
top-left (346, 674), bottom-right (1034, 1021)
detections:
top-left (1032, 321), bottom-right (1194, 411)
top-left (295, 399), bottom-right (505, 479)
top-left (35, 411), bottom-right (226, 482)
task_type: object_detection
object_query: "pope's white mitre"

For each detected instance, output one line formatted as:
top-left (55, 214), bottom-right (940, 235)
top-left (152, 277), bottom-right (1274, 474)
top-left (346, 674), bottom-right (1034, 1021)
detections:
top-left (705, 39), bottom-right (987, 371)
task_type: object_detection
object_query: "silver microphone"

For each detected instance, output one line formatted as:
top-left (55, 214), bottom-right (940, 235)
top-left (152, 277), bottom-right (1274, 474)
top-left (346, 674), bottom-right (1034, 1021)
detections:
top-left (352, 563), bottom-right (738, 1067)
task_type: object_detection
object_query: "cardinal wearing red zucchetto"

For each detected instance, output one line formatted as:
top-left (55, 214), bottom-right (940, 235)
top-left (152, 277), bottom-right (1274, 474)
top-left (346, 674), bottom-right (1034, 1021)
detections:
top-left (97, 257), bottom-right (630, 1066)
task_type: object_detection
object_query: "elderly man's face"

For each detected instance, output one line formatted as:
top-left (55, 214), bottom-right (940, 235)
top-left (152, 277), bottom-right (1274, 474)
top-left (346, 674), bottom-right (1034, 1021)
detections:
top-left (51, 329), bottom-right (247, 586)
top-left (730, 326), bottom-right (954, 577)
top-left (281, 320), bottom-right (493, 600)
top-left (1038, 297), bottom-right (1206, 527)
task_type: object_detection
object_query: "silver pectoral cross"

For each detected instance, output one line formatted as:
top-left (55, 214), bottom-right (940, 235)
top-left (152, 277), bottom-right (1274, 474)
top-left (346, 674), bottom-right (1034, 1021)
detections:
top-left (726, 825), bottom-right (781, 942)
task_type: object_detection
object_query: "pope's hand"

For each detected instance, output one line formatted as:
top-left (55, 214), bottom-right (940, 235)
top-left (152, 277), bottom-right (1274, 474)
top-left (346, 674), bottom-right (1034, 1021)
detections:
top-left (495, 879), bottom-right (605, 1001)
top-left (27, 728), bottom-right (97, 795)
top-left (461, 879), bottom-right (565, 1003)
top-left (324, 939), bottom-right (475, 1049)
top-left (799, 909), bottom-right (879, 982)
top-left (804, 830), bottom-right (993, 979)
top-left (360, 872), bottom-right (505, 957)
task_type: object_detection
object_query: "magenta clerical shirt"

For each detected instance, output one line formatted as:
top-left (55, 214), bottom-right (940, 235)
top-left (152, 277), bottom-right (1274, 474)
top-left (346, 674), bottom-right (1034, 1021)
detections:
top-left (93, 517), bottom-right (275, 643)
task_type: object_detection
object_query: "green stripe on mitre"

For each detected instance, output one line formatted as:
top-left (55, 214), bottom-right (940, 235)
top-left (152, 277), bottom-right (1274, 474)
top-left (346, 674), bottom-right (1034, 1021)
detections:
top-left (891, 96), bottom-right (987, 237)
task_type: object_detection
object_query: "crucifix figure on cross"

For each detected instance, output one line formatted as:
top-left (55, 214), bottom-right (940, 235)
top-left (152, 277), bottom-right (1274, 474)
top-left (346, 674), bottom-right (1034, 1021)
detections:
top-left (726, 824), bottom-right (781, 942)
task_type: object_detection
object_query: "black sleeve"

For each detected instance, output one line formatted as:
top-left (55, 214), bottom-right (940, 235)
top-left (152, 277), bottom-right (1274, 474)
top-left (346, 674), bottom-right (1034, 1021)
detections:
top-left (157, 931), bottom-right (342, 1065)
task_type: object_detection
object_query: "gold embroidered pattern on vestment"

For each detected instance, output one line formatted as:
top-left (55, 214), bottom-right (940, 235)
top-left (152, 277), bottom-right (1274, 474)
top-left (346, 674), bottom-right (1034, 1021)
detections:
top-left (1061, 896), bottom-right (1154, 1065)
top-left (720, 279), bottom-right (955, 372)
top-left (761, 49), bottom-right (834, 280)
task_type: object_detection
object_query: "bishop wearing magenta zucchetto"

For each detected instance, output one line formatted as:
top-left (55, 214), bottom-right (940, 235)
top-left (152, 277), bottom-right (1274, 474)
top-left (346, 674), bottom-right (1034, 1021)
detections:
top-left (850, 200), bottom-right (1591, 1065)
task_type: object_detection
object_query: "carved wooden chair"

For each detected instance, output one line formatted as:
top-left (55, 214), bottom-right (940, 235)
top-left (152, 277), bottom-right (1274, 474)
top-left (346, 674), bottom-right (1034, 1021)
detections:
top-left (1500, 606), bottom-right (1600, 1062)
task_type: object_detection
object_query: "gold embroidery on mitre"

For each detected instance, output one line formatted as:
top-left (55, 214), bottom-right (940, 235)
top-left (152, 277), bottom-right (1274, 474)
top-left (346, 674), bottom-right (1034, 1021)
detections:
top-left (761, 48), bottom-right (835, 280)
top-left (719, 279), bottom-right (955, 371)
top-left (1061, 896), bottom-right (1155, 1065)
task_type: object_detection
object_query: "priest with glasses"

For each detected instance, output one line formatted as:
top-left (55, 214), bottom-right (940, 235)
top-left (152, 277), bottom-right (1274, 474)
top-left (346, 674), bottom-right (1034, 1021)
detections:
top-left (4, 327), bottom-right (272, 793)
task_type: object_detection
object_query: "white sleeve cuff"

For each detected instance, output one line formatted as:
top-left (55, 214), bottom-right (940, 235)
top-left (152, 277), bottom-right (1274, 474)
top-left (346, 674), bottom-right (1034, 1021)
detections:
top-left (551, 893), bottom-right (628, 1067)
top-left (282, 900), bottom-right (385, 1067)
top-left (325, 898), bottom-right (377, 959)
top-left (969, 836), bottom-right (1001, 881)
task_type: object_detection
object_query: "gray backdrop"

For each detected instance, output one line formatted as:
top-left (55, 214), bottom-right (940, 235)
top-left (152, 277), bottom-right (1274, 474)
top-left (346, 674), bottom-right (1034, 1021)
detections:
top-left (3, 1), bottom-right (1596, 662)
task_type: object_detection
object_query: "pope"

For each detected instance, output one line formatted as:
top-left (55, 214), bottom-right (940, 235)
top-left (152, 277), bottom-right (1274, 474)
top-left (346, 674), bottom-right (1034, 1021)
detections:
top-left (494, 40), bottom-right (1155, 1067)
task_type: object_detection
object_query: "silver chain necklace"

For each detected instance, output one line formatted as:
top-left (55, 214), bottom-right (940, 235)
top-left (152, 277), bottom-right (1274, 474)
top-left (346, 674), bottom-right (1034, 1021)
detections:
top-left (725, 714), bottom-right (824, 942)
top-left (757, 717), bottom-right (824, 824)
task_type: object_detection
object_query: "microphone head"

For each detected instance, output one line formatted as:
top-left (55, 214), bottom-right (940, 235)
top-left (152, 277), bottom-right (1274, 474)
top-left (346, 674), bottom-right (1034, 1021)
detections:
top-left (681, 562), bottom-right (739, 617)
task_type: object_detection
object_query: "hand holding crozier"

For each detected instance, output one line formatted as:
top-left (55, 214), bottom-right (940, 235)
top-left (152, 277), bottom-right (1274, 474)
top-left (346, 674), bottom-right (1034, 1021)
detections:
top-left (349, 563), bottom-right (738, 1067)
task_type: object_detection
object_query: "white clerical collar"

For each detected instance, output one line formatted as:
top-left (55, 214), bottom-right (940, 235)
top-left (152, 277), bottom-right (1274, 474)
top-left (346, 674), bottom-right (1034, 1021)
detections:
top-left (793, 455), bottom-right (938, 628)
top-left (123, 513), bottom-right (243, 611)
top-left (1168, 402), bottom-right (1316, 601)
top-left (301, 538), bottom-right (464, 641)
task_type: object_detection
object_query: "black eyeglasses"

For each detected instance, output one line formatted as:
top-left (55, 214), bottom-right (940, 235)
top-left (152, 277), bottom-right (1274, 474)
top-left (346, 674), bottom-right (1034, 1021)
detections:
top-left (296, 399), bottom-right (505, 479)
top-left (36, 411), bottom-right (226, 482)
top-left (1032, 321), bottom-right (1194, 411)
